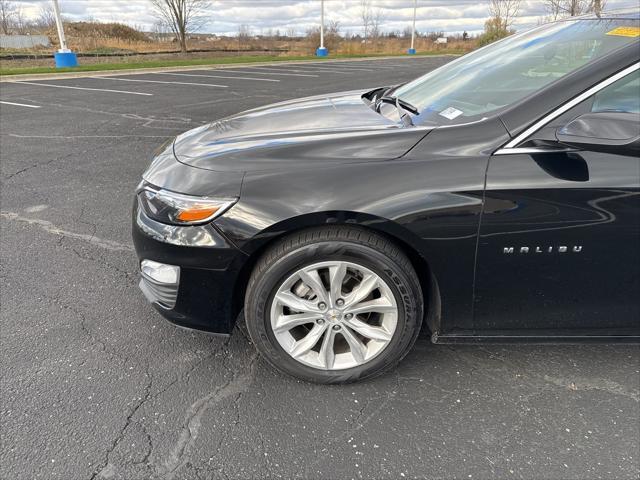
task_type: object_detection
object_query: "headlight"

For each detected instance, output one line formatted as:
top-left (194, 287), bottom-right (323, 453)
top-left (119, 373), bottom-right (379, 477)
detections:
top-left (137, 184), bottom-right (237, 226)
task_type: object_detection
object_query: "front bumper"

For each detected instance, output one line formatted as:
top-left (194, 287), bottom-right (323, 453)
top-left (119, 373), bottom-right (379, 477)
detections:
top-left (132, 200), bottom-right (248, 334)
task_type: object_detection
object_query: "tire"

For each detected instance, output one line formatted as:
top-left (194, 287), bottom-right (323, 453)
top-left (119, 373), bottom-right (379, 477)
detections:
top-left (244, 226), bottom-right (424, 384)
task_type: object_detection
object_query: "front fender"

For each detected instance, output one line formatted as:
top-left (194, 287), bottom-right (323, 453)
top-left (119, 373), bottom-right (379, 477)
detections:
top-left (214, 156), bottom-right (486, 334)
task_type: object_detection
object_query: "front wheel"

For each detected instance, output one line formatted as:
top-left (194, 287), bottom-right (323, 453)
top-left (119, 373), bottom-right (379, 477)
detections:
top-left (244, 227), bottom-right (424, 384)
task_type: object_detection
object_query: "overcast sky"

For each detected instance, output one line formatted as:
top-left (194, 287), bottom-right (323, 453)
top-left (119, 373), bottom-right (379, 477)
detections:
top-left (17, 0), bottom-right (639, 35)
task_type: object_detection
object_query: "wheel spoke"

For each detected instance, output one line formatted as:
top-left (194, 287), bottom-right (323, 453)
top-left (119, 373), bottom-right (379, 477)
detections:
top-left (273, 312), bottom-right (322, 333)
top-left (344, 297), bottom-right (396, 315)
top-left (343, 317), bottom-right (392, 342)
top-left (345, 273), bottom-right (378, 307)
top-left (298, 269), bottom-right (329, 304)
top-left (341, 327), bottom-right (367, 364)
top-left (275, 291), bottom-right (320, 314)
top-left (328, 263), bottom-right (347, 304)
top-left (318, 328), bottom-right (336, 369)
top-left (289, 323), bottom-right (327, 358)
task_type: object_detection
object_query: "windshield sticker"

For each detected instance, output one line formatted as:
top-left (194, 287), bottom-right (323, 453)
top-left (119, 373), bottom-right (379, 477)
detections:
top-left (606, 26), bottom-right (640, 38)
top-left (439, 107), bottom-right (463, 120)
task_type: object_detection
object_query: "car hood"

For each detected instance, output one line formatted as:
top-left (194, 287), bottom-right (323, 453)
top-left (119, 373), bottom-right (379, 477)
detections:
top-left (172, 90), bottom-right (431, 172)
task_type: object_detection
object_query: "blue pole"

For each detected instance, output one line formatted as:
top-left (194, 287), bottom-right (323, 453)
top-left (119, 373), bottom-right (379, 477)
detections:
top-left (316, 0), bottom-right (328, 56)
top-left (52, 0), bottom-right (78, 67)
top-left (408, 0), bottom-right (417, 54)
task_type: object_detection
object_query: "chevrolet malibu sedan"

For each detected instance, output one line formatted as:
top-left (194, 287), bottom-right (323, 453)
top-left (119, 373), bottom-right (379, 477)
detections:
top-left (133, 11), bottom-right (640, 383)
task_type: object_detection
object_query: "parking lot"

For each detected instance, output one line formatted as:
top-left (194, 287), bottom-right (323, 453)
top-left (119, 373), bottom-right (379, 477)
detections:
top-left (1, 56), bottom-right (638, 479)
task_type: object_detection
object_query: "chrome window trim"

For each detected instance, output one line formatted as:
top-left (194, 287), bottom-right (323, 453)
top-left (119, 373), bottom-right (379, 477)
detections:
top-left (494, 147), bottom-right (576, 155)
top-left (495, 62), bottom-right (639, 155)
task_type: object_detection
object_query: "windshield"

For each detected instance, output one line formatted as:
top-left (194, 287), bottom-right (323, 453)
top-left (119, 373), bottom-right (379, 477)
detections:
top-left (393, 16), bottom-right (640, 126)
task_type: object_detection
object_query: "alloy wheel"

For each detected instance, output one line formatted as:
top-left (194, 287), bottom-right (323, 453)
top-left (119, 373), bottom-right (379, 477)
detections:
top-left (269, 261), bottom-right (399, 370)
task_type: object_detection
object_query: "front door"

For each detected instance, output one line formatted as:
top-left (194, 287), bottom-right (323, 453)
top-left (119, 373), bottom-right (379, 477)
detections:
top-left (473, 68), bottom-right (640, 335)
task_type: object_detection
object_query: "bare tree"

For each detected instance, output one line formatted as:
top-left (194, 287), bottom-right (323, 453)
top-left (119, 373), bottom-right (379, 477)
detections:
top-left (150, 0), bottom-right (211, 53)
top-left (593, 0), bottom-right (605, 15)
top-left (544, 0), bottom-right (564, 20)
top-left (566, 0), bottom-right (584, 16)
top-left (360, 0), bottom-right (372, 47)
top-left (36, 3), bottom-right (56, 30)
top-left (12, 4), bottom-right (29, 34)
top-left (151, 19), bottom-right (171, 41)
top-left (544, 0), bottom-right (607, 18)
top-left (489, 0), bottom-right (522, 30)
top-left (329, 20), bottom-right (341, 36)
top-left (238, 24), bottom-right (252, 39)
top-left (237, 24), bottom-right (252, 51)
top-left (370, 6), bottom-right (385, 47)
top-left (305, 20), bottom-right (341, 55)
top-left (0, 0), bottom-right (16, 35)
top-left (479, 0), bottom-right (521, 46)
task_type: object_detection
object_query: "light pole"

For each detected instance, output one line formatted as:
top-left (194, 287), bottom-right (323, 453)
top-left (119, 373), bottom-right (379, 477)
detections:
top-left (408, 0), bottom-right (417, 55)
top-left (316, 0), bottom-right (328, 56)
top-left (52, 0), bottom-right (78, 67)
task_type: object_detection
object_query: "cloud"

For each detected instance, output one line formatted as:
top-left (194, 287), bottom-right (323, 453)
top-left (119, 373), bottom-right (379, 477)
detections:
top-left (17, 0), bottom-right (640, 36)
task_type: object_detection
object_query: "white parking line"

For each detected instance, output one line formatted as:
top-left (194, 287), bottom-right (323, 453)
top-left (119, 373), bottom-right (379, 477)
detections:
top-left (0, 100), bottom-right (41, 109)
top-left (250, 66), bottom-right (350, 74)
top-left (301, 65), bottom-right (374, 72)
top-left (216, 68), bottom-right (318, 78)
top-left (292, 66), bottom-right (362, 73)
top-left (336, 63), bottom-right (399, 69)
top-left (151, 72), bottom-right (280, 82)
top-left (12, 81), bottom-right (153, 96)
top-left (373, 62), bottom-right (433, 68)
top-left (98, 77), bottom-right (228, 88)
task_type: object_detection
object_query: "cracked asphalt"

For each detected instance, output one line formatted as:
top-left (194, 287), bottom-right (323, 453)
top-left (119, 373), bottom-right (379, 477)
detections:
top-left (1, 57), bottom-right (639, 480)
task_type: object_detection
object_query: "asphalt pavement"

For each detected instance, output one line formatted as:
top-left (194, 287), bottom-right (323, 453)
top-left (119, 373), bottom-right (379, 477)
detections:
top-left (1, 56), bottom-right (638, 480)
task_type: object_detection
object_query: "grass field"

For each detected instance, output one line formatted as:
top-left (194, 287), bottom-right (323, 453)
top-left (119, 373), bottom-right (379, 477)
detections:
top-left (0, 50), bottom-right (463, 76)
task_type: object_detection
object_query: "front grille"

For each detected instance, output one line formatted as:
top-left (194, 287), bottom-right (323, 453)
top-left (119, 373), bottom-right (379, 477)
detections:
top-left (139, 275), bottom-right (179, 309)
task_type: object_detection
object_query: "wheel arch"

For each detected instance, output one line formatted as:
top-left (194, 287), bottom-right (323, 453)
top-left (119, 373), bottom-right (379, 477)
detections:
top-left (229, 211), bottom-right (441, 336)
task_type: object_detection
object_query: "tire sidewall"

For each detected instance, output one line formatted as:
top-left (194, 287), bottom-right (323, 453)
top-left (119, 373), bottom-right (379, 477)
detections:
top-left (245, 239), bottom-right (422, 383)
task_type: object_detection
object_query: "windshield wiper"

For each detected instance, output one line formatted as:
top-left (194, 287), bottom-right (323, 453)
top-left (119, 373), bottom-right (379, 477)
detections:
top-left (379, 96), bottom-right (419, 114)
top-left (377, 95), bottom-right (419, 126)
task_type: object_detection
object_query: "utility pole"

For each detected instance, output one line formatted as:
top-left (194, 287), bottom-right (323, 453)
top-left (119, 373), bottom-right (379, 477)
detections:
top-left (51, 0), bottom-right (78, 67)
top-left (316, 0), bottom-right (328, 56)
top-left (408, 0), bottom-right (417, 55)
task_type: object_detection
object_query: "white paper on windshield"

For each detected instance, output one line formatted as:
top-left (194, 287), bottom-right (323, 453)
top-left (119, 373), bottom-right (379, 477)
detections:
top-left (439, 107), bottom-right (463, 120)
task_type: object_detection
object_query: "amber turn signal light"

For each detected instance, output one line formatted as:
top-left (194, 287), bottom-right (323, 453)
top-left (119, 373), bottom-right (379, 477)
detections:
top-left (175, 206), bottom-right (221, 223)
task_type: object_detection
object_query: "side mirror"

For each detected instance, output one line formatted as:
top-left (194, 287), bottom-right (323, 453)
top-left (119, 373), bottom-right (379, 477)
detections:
top-left (556, 112), bottom-right (640, 155)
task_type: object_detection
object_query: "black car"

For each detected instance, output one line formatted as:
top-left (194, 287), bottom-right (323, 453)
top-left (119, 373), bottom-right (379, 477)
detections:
top-left (133, 11), bottom-right (640, 384)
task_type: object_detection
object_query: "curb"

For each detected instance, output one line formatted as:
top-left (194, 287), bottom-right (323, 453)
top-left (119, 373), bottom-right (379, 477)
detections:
top-left (0, 55), bottom-right (458, 82)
